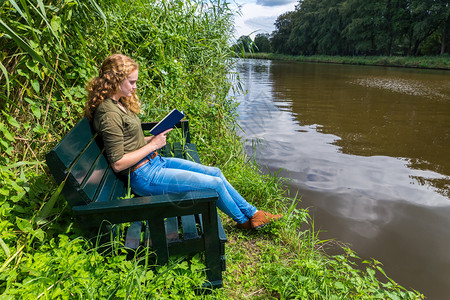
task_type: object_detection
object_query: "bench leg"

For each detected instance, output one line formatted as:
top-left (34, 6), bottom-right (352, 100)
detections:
top-left (202, 204), bottom-right (223, 288)
top-left (148, 218), bottom-right (169, 264)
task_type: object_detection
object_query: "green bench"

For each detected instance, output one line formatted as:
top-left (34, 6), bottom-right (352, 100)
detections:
top-left (45, 117), bottom-right (227, 289)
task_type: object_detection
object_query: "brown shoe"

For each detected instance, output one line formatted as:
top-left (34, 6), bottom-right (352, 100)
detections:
top-left (235, 219), bottom-right (252, 230)
top-left (250, 210), bottom-right (283, 230)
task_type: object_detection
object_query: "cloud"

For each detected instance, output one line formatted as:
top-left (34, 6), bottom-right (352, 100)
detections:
top-left (256, 0), bottom-right (297, 7)
top-left (244, 16), bottom-right (277, 34)
top-left (233, 1), bottom-right (297, 39)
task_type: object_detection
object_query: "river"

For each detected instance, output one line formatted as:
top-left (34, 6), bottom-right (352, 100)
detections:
top-left (232, 58), bottom-right (450, 299)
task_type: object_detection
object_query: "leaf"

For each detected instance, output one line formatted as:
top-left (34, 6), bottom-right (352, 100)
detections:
top-left (88, 0), bottom-right (108, 31)
top-left (3, 112), bottom-right (20, 128)
top-left (0, 237), bottom-right (11, 257)
top-left (50, 15), bottom-right (61, 33)
top-left (30, 79), bottom-right (40, 93)
top-left (0, 61), bottom-right (9, 97)
top-left (0, 19), bottom-right (61, 81)
top-left (31, 105), bottom-right (42, 119)
top-left (36, 176), bottom-right (67, 225)
top-left (34, 229), bottom-right (45, 242)
top-left (16, 69), bottom-right (29, 79)
top-left (0, 244), bottom-right (25, 273)
top-left (4, 161), bottom-right (41, 169)
top-left (36, 0), bottom-right (47, 19)
top-left (16, 217), bottom-right (33, 233)
top-left (334, 282), bottom-right (345, 289)
top-left (1, 127), bottom-right (15, 142)
top-left (7, 0), bottom-right (31, 26)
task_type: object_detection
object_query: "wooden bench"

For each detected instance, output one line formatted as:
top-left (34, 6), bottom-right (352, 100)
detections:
top-left (45, 117), bottom-right (227, 289)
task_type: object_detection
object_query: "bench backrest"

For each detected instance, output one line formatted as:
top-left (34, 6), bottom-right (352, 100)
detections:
top-left (46, 117), bottom-right (126, 207)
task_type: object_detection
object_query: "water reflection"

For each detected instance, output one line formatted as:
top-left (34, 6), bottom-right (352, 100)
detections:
top-left (267, 61), bottom-right (450, 197)
top-left (233, 58), bottom-right (450, 300)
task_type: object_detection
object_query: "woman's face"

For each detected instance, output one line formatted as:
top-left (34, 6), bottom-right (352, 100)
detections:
top-left (117, 68), bottom-right (138, 98)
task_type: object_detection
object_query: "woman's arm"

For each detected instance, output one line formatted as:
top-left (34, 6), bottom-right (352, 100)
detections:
top-left (110, 128), bottom-right (172, 173)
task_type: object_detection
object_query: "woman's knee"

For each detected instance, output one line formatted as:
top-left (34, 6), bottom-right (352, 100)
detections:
top-left (208, 166), bottom-right (222, 177)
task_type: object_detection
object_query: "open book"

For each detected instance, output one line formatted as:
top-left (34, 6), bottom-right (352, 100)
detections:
top-left (149, 109), bottom-right (185, 136)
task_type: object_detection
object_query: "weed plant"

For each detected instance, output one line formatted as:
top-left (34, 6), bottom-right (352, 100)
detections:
top-left (1, 0), bottom-right (424, 298)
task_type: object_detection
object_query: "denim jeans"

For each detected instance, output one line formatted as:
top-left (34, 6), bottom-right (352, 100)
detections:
top-left (129, 154), bottom-right (257, 224)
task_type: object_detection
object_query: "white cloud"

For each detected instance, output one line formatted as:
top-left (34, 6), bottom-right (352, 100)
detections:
top-left (233, 0), bottom-right (297, 39)
top-left (256, 0), bottom-right (296, 6)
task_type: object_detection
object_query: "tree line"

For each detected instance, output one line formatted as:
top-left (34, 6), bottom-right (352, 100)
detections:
top-left (235, 0), bottom-right (450, 56)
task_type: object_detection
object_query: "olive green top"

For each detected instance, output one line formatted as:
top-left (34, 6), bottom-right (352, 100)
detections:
top-left (93, 98), bottom-right (146, 174)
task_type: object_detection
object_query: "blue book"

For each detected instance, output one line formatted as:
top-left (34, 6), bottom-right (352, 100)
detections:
top-left (149, 109), bottom-right (185, 135)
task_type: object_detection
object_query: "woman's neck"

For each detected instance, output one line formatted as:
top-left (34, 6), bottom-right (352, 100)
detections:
top-left (110, 94), bottom-right (120, 101)
top-left (111, 97), bottom-right (127, 114)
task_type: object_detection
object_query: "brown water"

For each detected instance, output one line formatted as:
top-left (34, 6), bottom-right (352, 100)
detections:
top-left (232, 59), bottom-right (450, 299)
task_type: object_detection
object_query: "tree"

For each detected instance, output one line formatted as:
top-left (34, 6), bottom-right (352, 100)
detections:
top-left (269, 0), bottom-right (450, 56)
top-left (233, 35), bottom-right (253, 53)
top-left (271, 11), bottom-right (296, 54)
top-left (254, 33), bottom-right (272, 53)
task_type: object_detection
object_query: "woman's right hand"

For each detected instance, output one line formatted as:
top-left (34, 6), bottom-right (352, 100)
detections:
top-left (150, 128), bottom-right (173, 150)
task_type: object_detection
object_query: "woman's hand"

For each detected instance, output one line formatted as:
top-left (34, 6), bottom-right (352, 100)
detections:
top-left (111, 128), bottom-right (173, 173)
top-left (149, 128), bottom-right (172, 149)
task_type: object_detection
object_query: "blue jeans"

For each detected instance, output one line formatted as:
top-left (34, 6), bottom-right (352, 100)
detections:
top-left (129, 154), bottom-right (257, 224)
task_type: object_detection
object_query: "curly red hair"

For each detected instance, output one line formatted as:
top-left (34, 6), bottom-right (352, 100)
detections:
top-left (85, 54), bottom-right (140, 120)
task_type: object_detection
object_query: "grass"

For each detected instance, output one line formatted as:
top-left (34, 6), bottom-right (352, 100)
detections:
top-left (243, 52), bottom-right (450, 70)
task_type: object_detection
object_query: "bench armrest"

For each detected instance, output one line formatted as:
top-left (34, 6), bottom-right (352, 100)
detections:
top-left (72, 189), bottom-right (218, 227)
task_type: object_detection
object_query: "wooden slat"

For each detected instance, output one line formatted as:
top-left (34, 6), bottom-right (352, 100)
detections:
top-left (62, 184), bottom-right (86, 207)
top-left (125, 221), bottom-right (142, 249)
top-left (165, 217), bottom-right (179, 242)
top-left (184, 143), bottom-right (201, 163)
top-left (108, 178), bottom-right (126, 202)
top-left (173, 142), bottom-right (183, 159)
top-left (81, 156), bottom-right (109, 201)
top-left (71, 141), bottom-right (103, 185)
top-left (52, 118), bottom-right (94, 169)
top-left (93, 168), bottom-right (117, 203)
top-left (144, 222), bottom-right (152, 247)
top-left (181, 215), bottom-right (199, 240)
top-left (161, 144), bottom-right (172, 157)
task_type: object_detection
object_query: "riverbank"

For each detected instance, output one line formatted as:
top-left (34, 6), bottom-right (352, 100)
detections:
top-left (243, 53), bottom-right (450, 70)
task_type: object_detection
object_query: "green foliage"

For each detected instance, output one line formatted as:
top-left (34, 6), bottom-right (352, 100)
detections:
top-left (270, 0), bottom-right (450, 56)
top-left (1, 0), bottom-right (236, 297)
top-left (253, 33), bottom-right (272, 53)
top-left (1, 235), bottom-right (207, 299)
top-left (232, 35), bottom-right (254, 54)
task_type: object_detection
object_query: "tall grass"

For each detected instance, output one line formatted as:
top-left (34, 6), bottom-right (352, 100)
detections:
top-left (1, 0), bottom-right (237, 297)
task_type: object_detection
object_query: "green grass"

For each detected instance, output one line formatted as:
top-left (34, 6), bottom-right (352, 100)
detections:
top-left (244, 52), bottom-right (450, 70)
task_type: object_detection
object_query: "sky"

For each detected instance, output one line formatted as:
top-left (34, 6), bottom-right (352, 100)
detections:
top-left (232, 0), bottom-right (298, 39)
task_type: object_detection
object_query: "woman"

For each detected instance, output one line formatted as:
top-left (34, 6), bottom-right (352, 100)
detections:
top-left (84, 54), bottom-right (282, 230)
